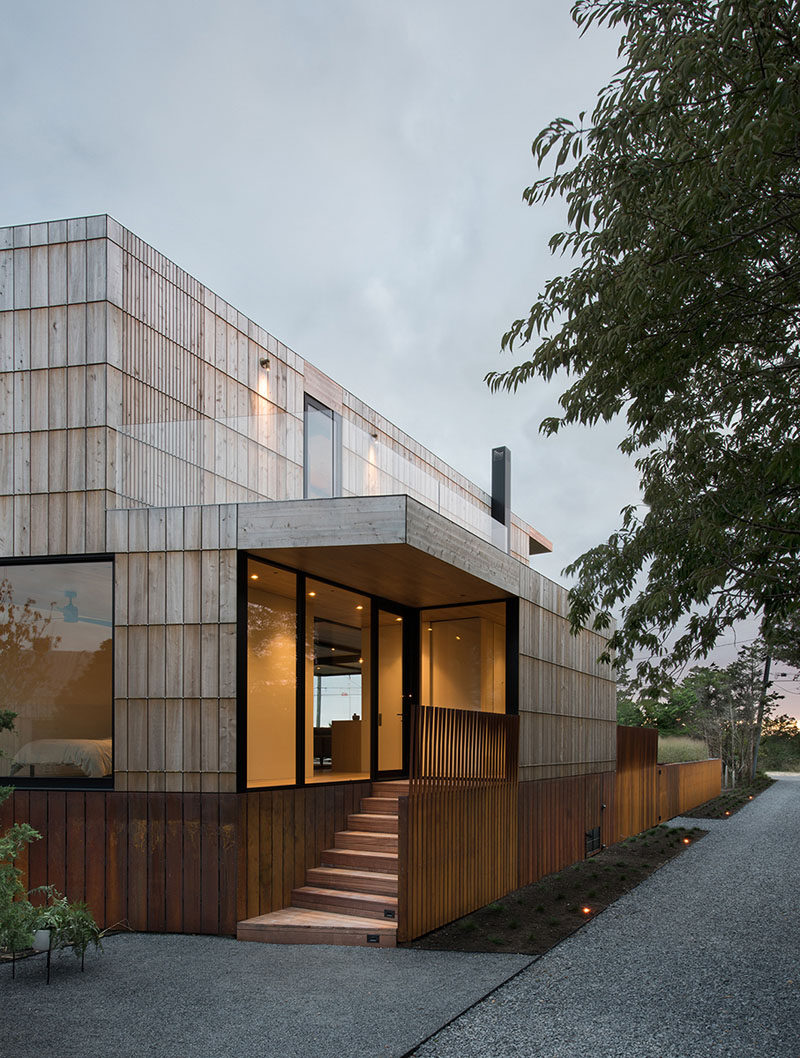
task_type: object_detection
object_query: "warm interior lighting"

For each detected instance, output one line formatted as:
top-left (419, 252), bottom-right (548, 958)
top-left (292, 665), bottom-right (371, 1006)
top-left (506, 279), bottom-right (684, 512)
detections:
top-left (358, 657), bottom-right (363, 664)
top-left (356, 605), bottom-right (363, 610)
top-left (250, 573), bottom-right (259, 580)
top-left (308, 591), bottom-right (316, 597)
top-left (395, 617), bottom-right (402, 622)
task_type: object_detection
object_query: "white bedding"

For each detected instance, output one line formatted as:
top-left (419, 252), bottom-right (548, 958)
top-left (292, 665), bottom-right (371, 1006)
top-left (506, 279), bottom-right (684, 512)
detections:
top-left (12, 737), bottom-right (113, 778)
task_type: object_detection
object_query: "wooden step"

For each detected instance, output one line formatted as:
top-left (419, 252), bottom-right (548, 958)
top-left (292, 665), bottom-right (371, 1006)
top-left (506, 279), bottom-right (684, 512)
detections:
top-left (321, 847), bottom-right (398, 873)
top-left (348, 812), bottom-right (398, 834)
top-left (291, 885), bottom-right (398, 921)
top-left (306, 866), bottom-right (398, 896)
top-left (334, 830), bottom-right (398, 853)
top-left (237, 908), bottom-right (397, 947)
top-left (371, 780), bottom-right (409, 797)
top-left (361, 796), bottom-right (400, 815)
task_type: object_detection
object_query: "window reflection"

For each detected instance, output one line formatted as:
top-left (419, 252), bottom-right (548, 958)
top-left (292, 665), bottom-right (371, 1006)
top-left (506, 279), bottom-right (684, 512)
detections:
top-left (0, 560), bottom-right (113, 780)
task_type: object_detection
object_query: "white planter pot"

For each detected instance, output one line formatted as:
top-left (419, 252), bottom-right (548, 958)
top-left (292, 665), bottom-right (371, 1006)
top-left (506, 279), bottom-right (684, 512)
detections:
top-left (32, 928), bottom-right (51, 951)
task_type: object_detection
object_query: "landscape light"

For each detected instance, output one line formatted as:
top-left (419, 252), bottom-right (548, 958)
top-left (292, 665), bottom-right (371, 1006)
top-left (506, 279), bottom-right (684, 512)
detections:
top-left (581, 906), bottom-right (591, 915)
top-left (682, 837), bottom-right (691, 845)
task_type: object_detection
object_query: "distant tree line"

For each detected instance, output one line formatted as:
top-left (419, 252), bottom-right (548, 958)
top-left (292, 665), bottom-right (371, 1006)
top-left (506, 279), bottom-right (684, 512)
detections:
top-left (617, 640), bottom-right (800, 785)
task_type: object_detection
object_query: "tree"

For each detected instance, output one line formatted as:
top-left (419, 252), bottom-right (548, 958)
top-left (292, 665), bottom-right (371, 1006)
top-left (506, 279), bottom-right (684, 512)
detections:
top-left (488, 0), bottom-right (800, 683)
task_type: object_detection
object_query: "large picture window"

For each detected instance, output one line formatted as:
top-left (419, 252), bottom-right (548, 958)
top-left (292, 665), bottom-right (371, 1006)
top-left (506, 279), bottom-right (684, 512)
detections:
top-left (0, 558), bottom-right (113, 782)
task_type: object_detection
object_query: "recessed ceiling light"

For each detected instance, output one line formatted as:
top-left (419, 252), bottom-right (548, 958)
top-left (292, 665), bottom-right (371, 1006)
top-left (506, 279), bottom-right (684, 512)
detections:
top-left (250, 573), bottom-right (258, 580)
top-left (308, 591), bottom-right (316, 597)
top-left (356, 605), bottom-right (363, 611)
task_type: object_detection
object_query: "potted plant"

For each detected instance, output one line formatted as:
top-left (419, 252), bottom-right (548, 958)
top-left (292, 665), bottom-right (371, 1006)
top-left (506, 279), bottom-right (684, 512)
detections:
top-left (29, 888), bottom-right (103, 972)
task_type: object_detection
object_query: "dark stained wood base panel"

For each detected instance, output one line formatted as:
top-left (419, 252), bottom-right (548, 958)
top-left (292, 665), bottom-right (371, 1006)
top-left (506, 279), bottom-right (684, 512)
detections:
top-left (517, 771), bottom-right (617, 888)
top-left (0, 790), bottom-right (238, 935)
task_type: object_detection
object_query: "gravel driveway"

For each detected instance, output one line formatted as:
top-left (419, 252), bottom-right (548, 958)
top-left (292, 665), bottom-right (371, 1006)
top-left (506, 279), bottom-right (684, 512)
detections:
top-left (413, 775), bottom-right (800, 1057)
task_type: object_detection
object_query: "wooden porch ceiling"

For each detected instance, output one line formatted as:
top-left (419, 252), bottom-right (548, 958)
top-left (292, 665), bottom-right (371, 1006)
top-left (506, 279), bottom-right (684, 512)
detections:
top-left (238, 495), bottom-right (522, 608)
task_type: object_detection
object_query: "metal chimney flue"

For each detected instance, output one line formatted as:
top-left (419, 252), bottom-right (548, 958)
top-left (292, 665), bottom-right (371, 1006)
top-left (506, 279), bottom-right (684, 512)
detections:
top-left (491, 445), bottom-right (510, 553)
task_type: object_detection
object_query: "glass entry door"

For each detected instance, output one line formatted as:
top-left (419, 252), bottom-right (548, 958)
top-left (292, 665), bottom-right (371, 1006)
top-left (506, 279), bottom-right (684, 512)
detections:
top-left (375, 608), bottom-right (411, 777)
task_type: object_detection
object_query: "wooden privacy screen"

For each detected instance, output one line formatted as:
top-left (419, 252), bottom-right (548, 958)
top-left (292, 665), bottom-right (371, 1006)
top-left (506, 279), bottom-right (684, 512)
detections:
top-left (237, 781), bottom-right (371, 922)
top-left (657, 760), bottom-right (721, 822)
top-left (615, 726), bottom-right (722, 839)
top-left (0, 790), bottom-right (238, 935)
top-left (615, 726), bottom-right (658, 841)
top-left (398, 706), bottom-right (519, 942)
top-left (517, 771), bottom-right (616, 887)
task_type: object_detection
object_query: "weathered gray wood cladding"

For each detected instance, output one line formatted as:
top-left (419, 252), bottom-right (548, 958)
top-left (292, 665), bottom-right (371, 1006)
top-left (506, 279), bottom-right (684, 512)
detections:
top-left (0, 214), bottom-right (615, 796)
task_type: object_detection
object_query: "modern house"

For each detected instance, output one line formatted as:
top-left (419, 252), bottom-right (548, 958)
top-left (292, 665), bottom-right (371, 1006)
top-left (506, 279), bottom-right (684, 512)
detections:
top-left (0, 214), bottom-right (635, 945)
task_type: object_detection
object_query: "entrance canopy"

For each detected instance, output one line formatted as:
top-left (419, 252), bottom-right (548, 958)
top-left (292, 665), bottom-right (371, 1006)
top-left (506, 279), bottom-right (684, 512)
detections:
top-left (237, 495), bottom-right (524, 608)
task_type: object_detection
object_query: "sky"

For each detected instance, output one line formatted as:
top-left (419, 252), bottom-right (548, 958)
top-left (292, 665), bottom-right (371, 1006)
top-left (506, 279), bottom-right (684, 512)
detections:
top-left (3, 0), bottom-right (797, 718)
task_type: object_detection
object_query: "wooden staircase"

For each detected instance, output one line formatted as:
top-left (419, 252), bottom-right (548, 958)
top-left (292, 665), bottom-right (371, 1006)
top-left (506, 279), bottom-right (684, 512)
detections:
top-left (237, 780), bottom-right (407, 947)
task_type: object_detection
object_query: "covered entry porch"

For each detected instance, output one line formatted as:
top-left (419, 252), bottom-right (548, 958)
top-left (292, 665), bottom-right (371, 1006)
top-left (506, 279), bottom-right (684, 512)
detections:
top-left (236, 496), bottom-right (522, 944)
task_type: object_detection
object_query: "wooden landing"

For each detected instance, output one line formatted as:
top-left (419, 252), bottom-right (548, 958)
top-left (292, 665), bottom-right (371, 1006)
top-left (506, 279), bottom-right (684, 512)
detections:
top-left (237, 907), bottom-right (397, 947)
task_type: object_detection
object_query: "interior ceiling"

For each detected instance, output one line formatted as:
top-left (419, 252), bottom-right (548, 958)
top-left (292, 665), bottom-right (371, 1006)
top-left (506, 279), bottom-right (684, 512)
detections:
top-left (248, 543), bottom-right (511, 609)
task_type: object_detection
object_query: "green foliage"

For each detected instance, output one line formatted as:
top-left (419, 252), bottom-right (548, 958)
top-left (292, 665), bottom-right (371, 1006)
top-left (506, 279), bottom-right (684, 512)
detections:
top-left (759, 712), bottom-right (800, 771)
top-left (25, 889), bottom-right (103, 960)
top-left (0, 713), bottom-right (102, 962)
top-left (488, 0), bottom-right (800, 681)
top-left (768, 613), bottom-right (800, 669)
top-left (657, 735), bottom-right (710, 763)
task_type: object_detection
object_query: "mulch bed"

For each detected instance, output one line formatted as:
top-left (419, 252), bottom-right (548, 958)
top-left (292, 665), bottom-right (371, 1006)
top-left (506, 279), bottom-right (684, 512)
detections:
top-left (404, 823), bottom-right (706, 955)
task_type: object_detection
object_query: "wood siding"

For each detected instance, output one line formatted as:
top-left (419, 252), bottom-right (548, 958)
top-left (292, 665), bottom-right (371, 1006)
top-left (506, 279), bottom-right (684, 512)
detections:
top-left (108, 503), bottom-right (237, 793)
top-left (398, 707), bottom-right (519, 942)
top-left (615, 727), bottom-right (721, 838)
top-left (657, 759), bottom-right (721, 822)
top-left (517, 771), bottom-right (617, 887)
top-left (0, 214), bottom-right (540, 562)
top-left (518, 579), bottom-right (616, 781)
top-left (614, 725), bottom-right (658, 841)
top-left (237, 782), bottom-right (372, 922)
top-left (0, 789), bottom-right (238, 935)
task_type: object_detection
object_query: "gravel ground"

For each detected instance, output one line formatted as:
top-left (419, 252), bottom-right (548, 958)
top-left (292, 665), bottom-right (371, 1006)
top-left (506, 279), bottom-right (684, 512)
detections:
top-left (413, 776), bottom-right (800, 1058)
top-left (0, 932), bottom-right (529, 1058)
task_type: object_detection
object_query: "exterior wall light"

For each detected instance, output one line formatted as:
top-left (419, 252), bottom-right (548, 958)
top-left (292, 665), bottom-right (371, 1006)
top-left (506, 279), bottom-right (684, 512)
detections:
top-left (259, 357), bottom-right (270, 369)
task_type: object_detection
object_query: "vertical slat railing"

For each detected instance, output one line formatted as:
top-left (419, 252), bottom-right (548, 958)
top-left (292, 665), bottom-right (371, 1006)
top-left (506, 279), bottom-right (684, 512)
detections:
top-left (398, 705), bottom-right (519, 942)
